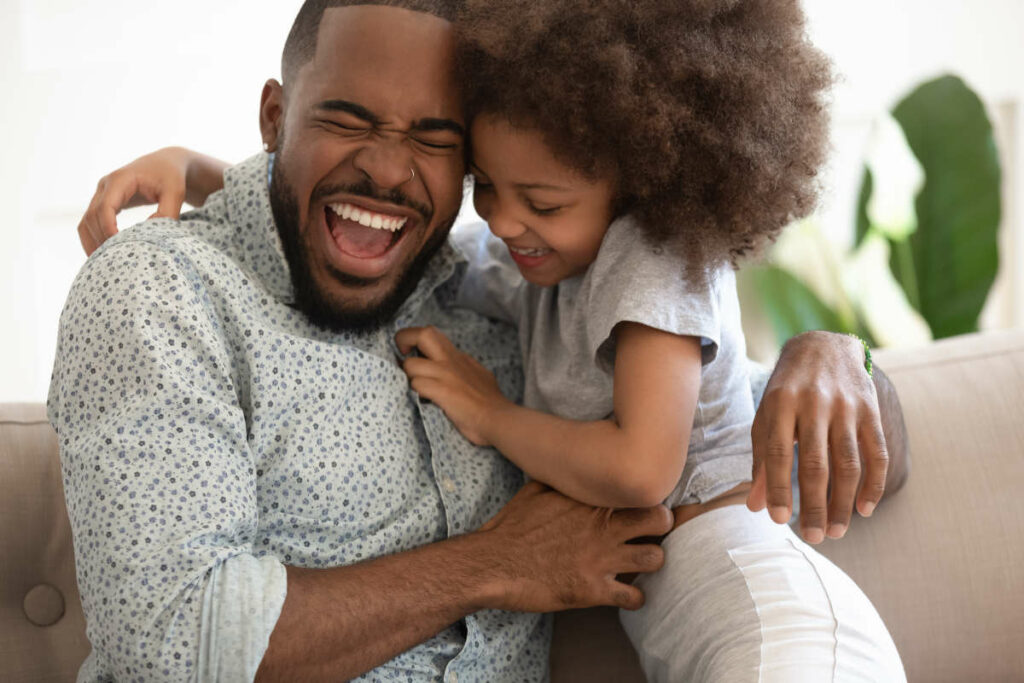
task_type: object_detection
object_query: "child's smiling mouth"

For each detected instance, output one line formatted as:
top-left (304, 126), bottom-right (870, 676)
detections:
top-left (506, 243), bottom-right (554, 269)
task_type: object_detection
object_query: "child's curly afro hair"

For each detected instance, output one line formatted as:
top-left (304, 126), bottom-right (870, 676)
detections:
top-left (456, 0), bottom-right (833, 269)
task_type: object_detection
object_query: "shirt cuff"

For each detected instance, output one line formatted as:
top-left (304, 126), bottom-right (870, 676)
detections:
top-left (198, 554), bottom-right (288, 682)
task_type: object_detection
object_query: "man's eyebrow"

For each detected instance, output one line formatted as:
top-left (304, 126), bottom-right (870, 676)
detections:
top-left (314, 100), bottom-right (380, 125)
top-left (411, 118), bottom-right (465, 138)
top-left (314, 101), bottom-right (463, 138)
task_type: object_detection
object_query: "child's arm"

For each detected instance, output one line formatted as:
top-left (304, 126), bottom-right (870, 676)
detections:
top-left (396, 323), bottom-right (701, 508)
top-left (78, 147), bottom-right (230, 256)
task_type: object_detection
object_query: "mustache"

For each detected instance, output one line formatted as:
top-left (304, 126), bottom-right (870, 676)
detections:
top-left (311, 180), bottom-right (432, 223)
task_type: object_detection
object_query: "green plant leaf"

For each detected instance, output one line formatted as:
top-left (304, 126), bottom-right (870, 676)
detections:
top-left (742, 265), bottom-right (849, 346)
top-left (890, 74), bottom-right (1001, 338)
top-left (855, 167), bottom-right (874, 248)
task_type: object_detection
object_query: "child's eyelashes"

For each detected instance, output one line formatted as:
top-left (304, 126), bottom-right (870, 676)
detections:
top-left (471, 175), bottom-right (564, 216)
top-left (527, 203), bottom-right (563, 217)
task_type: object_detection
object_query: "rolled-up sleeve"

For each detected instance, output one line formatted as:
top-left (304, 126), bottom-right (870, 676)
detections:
top-left (48, 238), bottom-right (286, 682)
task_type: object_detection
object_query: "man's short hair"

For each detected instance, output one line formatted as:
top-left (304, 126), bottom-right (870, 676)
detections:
top-left (282, 0), bottom-right (462, 83)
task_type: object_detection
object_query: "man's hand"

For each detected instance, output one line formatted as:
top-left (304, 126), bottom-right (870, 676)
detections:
top-left (747, 331), bottom-right (889, 544)
top-left (476, 481), bottom-right (673, 612)
top-left (396, 326), bottom-right (512, 446)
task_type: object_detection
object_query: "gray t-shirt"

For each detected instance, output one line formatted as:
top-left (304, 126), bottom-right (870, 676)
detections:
top-left (454, 216), bottom-right (753, 506)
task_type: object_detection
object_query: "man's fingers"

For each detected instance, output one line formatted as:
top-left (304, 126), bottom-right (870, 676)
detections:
top-left (610, 505), bottom-right (673, 540)
top-left (856, 416), bottom-right (888, 517)
top-left (762, 401), bottom-right (796, 523)
top-left (746, 464), bottom-right (767, 511)
top-left (614, 544), bottom-right (665, 576)
top-left (605, 578), bottom-right (646, 611)
top-left (826, 416), bottom-right (861, 538)
top-left (795, 414), bottom-right (829, 544)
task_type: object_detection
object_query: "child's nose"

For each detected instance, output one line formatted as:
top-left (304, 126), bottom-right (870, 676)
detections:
top-left (486, 208), bottom-right (527, 240)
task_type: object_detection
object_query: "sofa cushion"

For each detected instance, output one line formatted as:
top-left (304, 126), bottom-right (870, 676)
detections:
top-left (819, 330), bottom-right (1024, 682)
top-left (0, 404), bottom-right (90, 682)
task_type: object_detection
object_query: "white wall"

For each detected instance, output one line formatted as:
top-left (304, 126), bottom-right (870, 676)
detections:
top-left (1, 0), bottom-right (1022, 402)
top-left (1, 0), bottom-right (304, 403)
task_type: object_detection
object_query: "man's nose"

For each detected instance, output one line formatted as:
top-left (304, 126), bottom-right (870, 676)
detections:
top-left (352, 139), bottom-right (416, 190)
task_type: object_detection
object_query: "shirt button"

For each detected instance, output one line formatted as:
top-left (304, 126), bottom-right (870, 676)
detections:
top-left (441, 477), bottom-right (456, 493)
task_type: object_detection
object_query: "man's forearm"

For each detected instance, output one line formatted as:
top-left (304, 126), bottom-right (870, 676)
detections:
top-left (255, 480), bottom-right (674, 681)
top-left (256, 531), bottom-right (499, 682)
top-left (872, 365), bottom-right (911, 495)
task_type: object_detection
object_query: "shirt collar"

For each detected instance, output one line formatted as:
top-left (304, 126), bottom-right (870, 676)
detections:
top-left (222, 152), bottom-right (467, 323)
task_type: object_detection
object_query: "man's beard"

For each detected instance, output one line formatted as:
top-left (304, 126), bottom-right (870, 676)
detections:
top-left (268, 157), bottom-right (455, 333)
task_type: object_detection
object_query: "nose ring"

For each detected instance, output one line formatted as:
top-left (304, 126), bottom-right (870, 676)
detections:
top-left (408, 166), bottom-right (416, 183)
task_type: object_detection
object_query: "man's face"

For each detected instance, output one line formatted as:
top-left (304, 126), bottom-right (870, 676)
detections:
top-left (267, 6), bottom-right (466, 331)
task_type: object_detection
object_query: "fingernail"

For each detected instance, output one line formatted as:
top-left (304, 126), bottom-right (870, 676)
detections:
top-left (860, 501), bottom-right (876, 517)
top-left (827, 523), bottom-right (847, 538)
top-left (769, 506), bottom-right (789, 522)
top-left (803, 527), bottom-right (825, 544)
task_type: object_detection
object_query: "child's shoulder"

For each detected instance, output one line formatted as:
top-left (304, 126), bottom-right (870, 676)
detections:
top-left (590, 214), bottom-right (729, 295)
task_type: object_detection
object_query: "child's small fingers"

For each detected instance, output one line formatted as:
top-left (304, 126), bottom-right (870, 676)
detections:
top-left (395, 327), bottom-right (426, 355)
top-left (412, 326), bottom-right (455, 360)
top-left (402, 357), bottom-right (443, 379)
top-left (409, 376), bottom-right (444, 403)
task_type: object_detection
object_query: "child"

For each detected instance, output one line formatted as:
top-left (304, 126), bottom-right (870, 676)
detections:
top-left (394, 1), bottom-right (906, 680)
top-left (76, 1), bottom-right (906, 678)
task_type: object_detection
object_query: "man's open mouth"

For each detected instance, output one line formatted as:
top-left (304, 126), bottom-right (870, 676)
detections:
top-left (325, 202), bottom-right (411, 260)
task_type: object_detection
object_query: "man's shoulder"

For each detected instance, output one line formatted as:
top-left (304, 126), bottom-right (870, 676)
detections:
top-left (102, 194), bottom-right (232, 257)
top-left (85, 196), bottom-right (243, 280)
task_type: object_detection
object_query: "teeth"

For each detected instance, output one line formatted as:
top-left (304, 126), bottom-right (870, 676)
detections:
top-left (509, 246), bottom-right (551, 257)
top-left (328, 203), bottom-right (409, 232)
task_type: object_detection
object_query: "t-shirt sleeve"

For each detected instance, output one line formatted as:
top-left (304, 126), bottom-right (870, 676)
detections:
top-left (582, 216), bottom-right (727, 374)
top-left (451, 221), bottom-right (528, 325)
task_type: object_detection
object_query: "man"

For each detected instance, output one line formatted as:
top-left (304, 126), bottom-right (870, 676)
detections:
top-left (54, 1), bottom-right (907, 681)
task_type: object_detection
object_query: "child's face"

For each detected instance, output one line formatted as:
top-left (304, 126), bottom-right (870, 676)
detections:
top-left (469, 114), bottom-right (617, 286)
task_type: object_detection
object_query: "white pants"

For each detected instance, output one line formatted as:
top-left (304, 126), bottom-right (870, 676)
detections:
top-left (619, 505), bottom-right (905, 682)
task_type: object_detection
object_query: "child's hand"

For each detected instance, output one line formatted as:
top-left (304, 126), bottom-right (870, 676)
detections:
top-left (395, 326), bottom-right (511, 446)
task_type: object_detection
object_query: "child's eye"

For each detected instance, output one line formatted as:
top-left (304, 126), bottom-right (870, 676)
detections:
top-left (528, 203), bottom-right (563, 216)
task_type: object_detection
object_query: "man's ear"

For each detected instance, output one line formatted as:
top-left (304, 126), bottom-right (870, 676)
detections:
top-left (260, 79), bottom-right (285, 152)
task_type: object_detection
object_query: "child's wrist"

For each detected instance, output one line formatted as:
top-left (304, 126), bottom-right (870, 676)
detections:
top-left (480, 397), bottom-right (516, 444)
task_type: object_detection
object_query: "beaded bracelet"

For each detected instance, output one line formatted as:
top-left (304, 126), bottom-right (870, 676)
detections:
top-left (849, 334), bottom-right (873, 378)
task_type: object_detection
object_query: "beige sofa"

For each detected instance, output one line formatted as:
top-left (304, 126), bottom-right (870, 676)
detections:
top-left (2, 331), bottom-right (1023, 682)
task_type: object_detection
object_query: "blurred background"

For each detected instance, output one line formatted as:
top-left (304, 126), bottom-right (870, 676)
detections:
top-left (0, 0), bottom-right (1022, 402)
